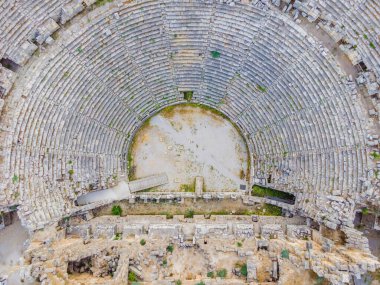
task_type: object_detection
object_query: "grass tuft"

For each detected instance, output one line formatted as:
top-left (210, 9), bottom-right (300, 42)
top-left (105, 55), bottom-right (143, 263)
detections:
top-left (210, 50), bottom-right (221, 58)
top-left (111, 205), bottom-right (122, 216)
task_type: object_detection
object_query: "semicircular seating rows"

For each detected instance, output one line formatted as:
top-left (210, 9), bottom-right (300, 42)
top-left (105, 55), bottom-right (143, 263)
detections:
top-left (0, 0), bottom-right (377, 230)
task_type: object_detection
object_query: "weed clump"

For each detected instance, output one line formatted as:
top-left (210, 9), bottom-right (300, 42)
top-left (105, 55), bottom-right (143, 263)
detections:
top-left (111, 205), bottom-right (122, 216)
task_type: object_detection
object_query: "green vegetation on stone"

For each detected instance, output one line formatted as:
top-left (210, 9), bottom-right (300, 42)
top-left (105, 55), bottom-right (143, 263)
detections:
top-left (216, 268), bottom-right (227, 278)
top-left (184, 209), bottom-right (195, 218)
top-left (370, 151), bottom-right (380, 159)
top-left (183, 91), bottom-right (193, 101)
top-left (254, 204), bottom-right (283, 216)
top-left (210, 50), bottom-right (221, 58)
top-left (180, 183), bottom-right (195, 192)
top-left (281, 249), bottom-right (290, 259)
top-left (252, 185), bottom-right (294, 200)
top-left (94, 0), bottom-right (114, 7)
top-left (257, 84), bottom-right (267, 92)
top-left (111, 205), bottom-right (122, 216)
top-left (140, 239), bottom-right (146, 246)
top-left (166, 244), bottom-right (174, 253)
top-left (113, 233), bottom-right (122, 240)
top-left (240, 263), bottom-right (248, 277)
top-left (12, 174), bottom-right (19, 184)
top-left (128, 271), bottom-right (138, 282)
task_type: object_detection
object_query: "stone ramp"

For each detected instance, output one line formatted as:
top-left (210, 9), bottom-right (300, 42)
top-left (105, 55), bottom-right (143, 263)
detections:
top-left (128, 173), bottom-right (169, 193)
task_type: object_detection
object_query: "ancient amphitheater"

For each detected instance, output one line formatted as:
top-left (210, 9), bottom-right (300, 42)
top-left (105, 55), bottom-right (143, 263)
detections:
top-left (0, 0), bottom-right (380, 284)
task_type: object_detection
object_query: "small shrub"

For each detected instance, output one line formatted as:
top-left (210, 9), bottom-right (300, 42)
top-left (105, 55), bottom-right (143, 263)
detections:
top-left (195, 282), bottom-right (206, 285)
top-left (111, 205), bottom-right (122, 216)
top-left (210, 50), bottom-right (221, 58)
top-left (184, 209), bottom-right (194, 218)
top-left (12, 174), bottom-right (19, 183)
top-left (113, 233), bottom-right (122, 240)
top-left (237, 241), bottom-right (242, 247)
top-left (183, 91), bottom-right (193, 101)
top-left (370, 151), bottom-right (380, 159)
top-left (128, 271), bottom-right (138, 282)
top-left (166, 244), bottom-right (174, 253)
top-left (281, 249), bottom-right (290, 259)
top-left (240, 263), bottom-right (248, 277)
top-left (140, 239), bottom-right (146, 246)
top-left (370, 42), bottom-right (376, 49)
top-left (68, 169), bottom-right (74, 176)
top-left (175, 280), bottom-right (182, 285)
top-left (362, 207), bottom-right (369, 215)
top-left (257, 84), bottom-right (267, 92)
top-left (76, 47), bottom-right (83, 53)
top-left (363, 34), bottom-right (368, 40)
top-left (162, 259), bottom-right (167, 267)
top-left (315, 276), bottom-right (325, 285)
top-left (216, 268), bottom-right (227, 278)
top-left (207, 271), bottom-right (215, 278)
top-left (180, 183), bottom-right (194, 192)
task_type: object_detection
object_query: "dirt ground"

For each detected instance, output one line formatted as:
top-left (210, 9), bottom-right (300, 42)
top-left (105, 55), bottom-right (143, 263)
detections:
top-left (130, 105), bottom-right (249, 192)
top-left (0, 215), bottom-right (29, 284)
top-left (94, 198), bottom-right (261, 217)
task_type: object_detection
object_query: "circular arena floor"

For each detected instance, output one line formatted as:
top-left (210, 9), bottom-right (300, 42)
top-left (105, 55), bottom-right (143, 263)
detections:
top-left (130, 104), bottom-right (249, 192)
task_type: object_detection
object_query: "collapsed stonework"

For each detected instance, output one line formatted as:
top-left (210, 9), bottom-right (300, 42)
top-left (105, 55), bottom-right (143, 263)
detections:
top-left (17, 215), bottom-right (379, 285)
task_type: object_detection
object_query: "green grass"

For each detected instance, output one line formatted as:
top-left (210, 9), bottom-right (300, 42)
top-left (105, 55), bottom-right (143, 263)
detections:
top-left (184, 209), bottom-right (195, 218)
top-left (252, 185), bottom-right (294, 200)
top-left (183, 91), bottom-right (193, 101)
top-left (210, 50), bottom-right (221, 58)
top-left (240, 264), bottom-right (247, 277)
top-left (94, 0), bottom-right (113, 7)
top-left (362, 207), bottom-right (369, 215)
top-left (128, 271), bottom-right (138, 282)
top-left (253, 204), bottom-right (283, 216)
top-left (180, 183), bottom-right (195, 192)
top-left (257, 84), bottom-right (267, 92)
top-left (281, 249), bottom-right (290, 259)
top-left (113, 233), bottom-right (122, 240)
top-left (216, 268), bottom-right (227, 278)
top-left (370, 151), bottom-right (380, 159)
top-left (12, 174), bottom-right (19, 184)
top-left (111, 205), bottom-right (122, 216)
top-left (166, 244), bottom-right (174, 253)
top-left (140, 239), bottom-right (146, 246)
